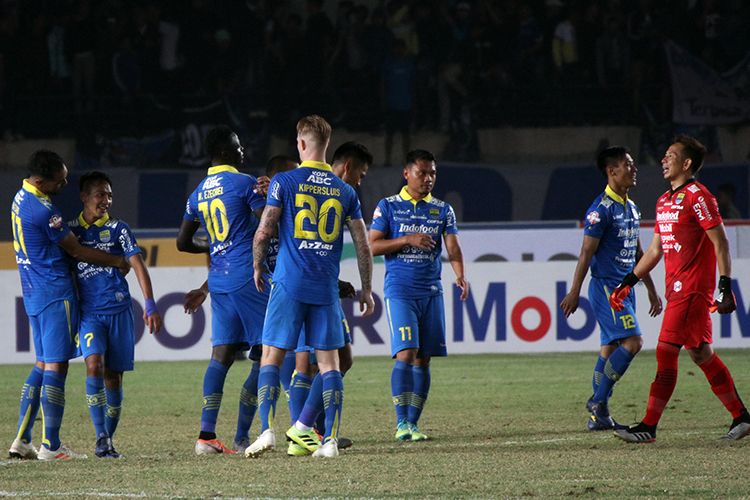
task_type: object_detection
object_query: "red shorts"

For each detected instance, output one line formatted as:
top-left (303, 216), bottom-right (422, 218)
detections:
top-left (659, 294), bottom-right (712, 349)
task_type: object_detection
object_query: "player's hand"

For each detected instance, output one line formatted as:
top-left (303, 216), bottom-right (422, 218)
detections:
top-left (404, 233), bottom-right (435, 251)
top-left (560, 291), bottom-right (579, 317)
top-left (609, 272), bottom-right (639, 311)
top-left (710, 276), bottom-right (736, 314)
top-left (359, 289), bottom-right (375, 317)
top-left (647, 289), bottom-right (663, 317)
top-left (117, 257), bottom-right (131, 276)
top-left (338, 280), bottom-right (356, 298)
top-left (254, 176), bottom-right (271, 197)
top-left (144, 311), bottom-right (163, 334)
top-left (254, 267), bottom-right (266, 293)
top-left (184, 287), bottom-right (208, 314)
top-left (456, 276), bottom-right (469, 301)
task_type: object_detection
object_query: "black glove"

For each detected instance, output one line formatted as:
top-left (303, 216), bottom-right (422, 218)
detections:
top-left (710, 276), bottom-right (736, 314)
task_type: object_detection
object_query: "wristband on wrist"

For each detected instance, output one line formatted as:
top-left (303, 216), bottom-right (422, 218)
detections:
top-left (622, 272), bottom-right (639, 287)
top-left (145, 298), bottom-right (158, 317)
top-left (718, 275), bottom-right (731, 293)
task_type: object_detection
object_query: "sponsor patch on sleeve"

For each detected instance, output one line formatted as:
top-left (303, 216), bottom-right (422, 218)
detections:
top-left (586, 211), bottom-right (601, 225)
top-left (373, 206), bottom-right (382, 220)
top-left (48, 214), bottom-right (63, 229)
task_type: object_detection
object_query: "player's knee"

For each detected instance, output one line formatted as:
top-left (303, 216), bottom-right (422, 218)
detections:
top-left (211, 345), bottom-right (237, 367)
top-left (622, 336), bottom-right (643, 354)
top-left (85, 355), bottom-right (104, 377)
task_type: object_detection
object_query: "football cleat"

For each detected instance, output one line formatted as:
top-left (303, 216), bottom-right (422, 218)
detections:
top-left (338, 436), bottom-right (354, 450)
top-left (245, 429), bottom-right (275, 458)
top-left (722, 416), bottom-right (750, 441)
top-left (195, 438), bottom-right (237, 455)
top-left (8, 438), bottom-right (38, 460)
top-left (287, 442), bottom-right (311, 456)
top-left (95, 434), bottom-right (121, 458)
top-left (409, 423), bottom-right (428, 442)
top-left (232, 437), bottom-right (250, 453)
top-left (38, 443), bottom-right (88, 461)
top-left (614, 422), bottom-right (656, 443)
top-left (286, 426), bottom-right (320, 453)
top-left (586, 397), bottom-right (596, 414)
top-left (312, 439), bottom-right (339, 458)
top-left (395, 420), bottom-right (412, 441)
top-left (587, 402), bottom-right (615, 430)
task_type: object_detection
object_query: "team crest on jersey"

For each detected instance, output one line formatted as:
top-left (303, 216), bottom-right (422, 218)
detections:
top-left (99, 230), bottom-right (111, 243)
top-left (586, 211), bottom-right (600, 225)
top-left (48, 214), bottom-right (63, 229)
top-left (674, 193), bottom-right (685, 205)
top-left (429, 208), bottom-right (440, 216)
top-left (373, 206), bottom-right (382, 220)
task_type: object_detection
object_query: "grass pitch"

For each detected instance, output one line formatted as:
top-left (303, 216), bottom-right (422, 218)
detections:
top-left (1, 350), bottom-right (750, 498)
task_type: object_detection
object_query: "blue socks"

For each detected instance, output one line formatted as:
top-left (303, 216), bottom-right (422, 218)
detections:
top-left (41, 370), bottom-right (66, 451)
top-left (105, 387), bottom-right (123, 437)
top-left (235, 361), bottom-right (260, 443)
top-left (298, 373), bottom-right (323, 428)
top-left (592, 355), bottom-right (606, 396)
top-left (200, 359), bottom-right (229, 435)
top-left (257, 365), bottom-right (280, 432)
top-left (408, 365), bottom-right (431, 425)
top-left (289, 371), bottom-right (313, 425)
top-left (15, 366), bottom-right (43, 443)
top-left (594, 346), bottom-right (635, 403)
top-left (391, 360), bottom-right (412, 424)
top-left (279, 351), bottom-right (296, 397)
top-left (86, 376), bottom-right (107, 437)
top-left (321, 370), bottom-right (343, 443)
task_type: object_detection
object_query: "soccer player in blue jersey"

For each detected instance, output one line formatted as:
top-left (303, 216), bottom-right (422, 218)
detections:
top-left (286, 141), bottom-right (372, 456)
top-left (369, 149), bottom-right (469, 442)
top-left (69, 171), bottom-right (162, 458)
top-left (247, 115), bottom-right (374, 458)
top-left (9, 150), bottom-right (130, 461)
top-left (177, 125), bottom-right (270, 455)
top-left (560, 146), bottom-right (662, 430)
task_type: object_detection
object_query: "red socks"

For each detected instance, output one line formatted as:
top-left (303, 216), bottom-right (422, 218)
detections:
top-left (643, 342), bottom-right (680, 427)
top-left (699, 353), bottom-right (745, 419)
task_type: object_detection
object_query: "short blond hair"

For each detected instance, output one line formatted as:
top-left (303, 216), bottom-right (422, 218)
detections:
top-left (296, 115), bottom-right (332, 146)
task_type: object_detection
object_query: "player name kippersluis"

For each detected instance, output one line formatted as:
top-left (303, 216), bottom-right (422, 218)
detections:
top-left (298, 183), bottom-right (341, 196)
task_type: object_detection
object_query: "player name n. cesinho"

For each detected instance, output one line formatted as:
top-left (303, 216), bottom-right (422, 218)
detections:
top-left (656, 210), bottom-right (680, 222)
top-left (399, 223), bottom-right (440, 235)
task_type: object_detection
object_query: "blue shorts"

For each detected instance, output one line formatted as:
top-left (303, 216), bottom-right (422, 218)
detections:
top-left (79, 308), bottom-right (135, 372)
top-left (589, 276), bottom-right (642, 345)
top-left (385, 295), bottom-right (447, 358)
top-left (211, 279), bottom-right (269, 349)
top-left (295, 303), bottom-right (351, 354)
top-left (30, 298), bottom-right (79, 363)
top-left (262, 282), bottom-right (345, 351)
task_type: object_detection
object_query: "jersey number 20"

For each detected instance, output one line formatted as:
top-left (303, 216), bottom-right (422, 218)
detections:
top-left (294, 194), bottom-right (343, 243)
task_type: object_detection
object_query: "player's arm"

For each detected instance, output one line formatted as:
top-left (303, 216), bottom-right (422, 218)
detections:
top-left (252, 205), bottom-right (281, 292)
top-left (129, 253), bottom-right (162, 334)
top-left (636, 239), bottom-right (663, 317)
top-left (560, 235), bottom-right (599, 317)
top-left (610, 233), bottom-right (663, 310)
top-left (58, 232), bottom-right (130, 275)
top-left (176, 219), bottom-right (209, 253)
top-left (444, 233), bottom-right (469, 301)
top-left (369, 229), bottom-right (435, 256)
top-left (347, 218), bottom-right (374, 316)
top-left (706, 223), bottom-right (736, 314)
top-left (184, 280), bottom-right (209, 314)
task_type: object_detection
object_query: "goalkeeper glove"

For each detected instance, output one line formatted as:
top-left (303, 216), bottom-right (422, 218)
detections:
top-left (709, 276), bottom-right (736, 314)
top-left (609, 272), bottom-right (639, 311)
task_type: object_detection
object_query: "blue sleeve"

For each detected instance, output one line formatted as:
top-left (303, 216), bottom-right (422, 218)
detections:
top-left (37, 203), bottom-right (70, 244)
top-left (183, 193), bottom-right (198, 222)
top-left (117, 221), bottom-right (142, 258)
top-left (346, 185), bottom-right (362, 221)
top-left (370, 199), bottom-right (390, 233)
top-left (266, 177), bottom-right (283, 208)
top-left (444, 204), bottom-right (459, 235)
top-left (243, 175), bottom-right (266, 212)
top-left (583, 203), bottom-right (608, 239)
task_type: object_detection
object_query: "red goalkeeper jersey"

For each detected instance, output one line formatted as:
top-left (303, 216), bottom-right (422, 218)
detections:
top-left (654, 180), bottom-right (722, 301)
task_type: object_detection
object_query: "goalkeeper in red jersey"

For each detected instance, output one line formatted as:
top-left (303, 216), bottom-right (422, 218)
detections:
top-left (610, 135), bottom-right (750, 443)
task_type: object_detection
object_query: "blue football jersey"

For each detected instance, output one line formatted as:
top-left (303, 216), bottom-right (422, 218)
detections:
top-left (266, 161), bottom-right (362, 305)
top-left (583, 185), bottom-right (641, 281)
top-left (11, 180), bottom-right (75, 315)
top-left (69, 213), bottom-right (141, 314)
top-left (371, 186), bottom-right (459, 299)
top-left (184, 165), bottom-right (266, 293)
